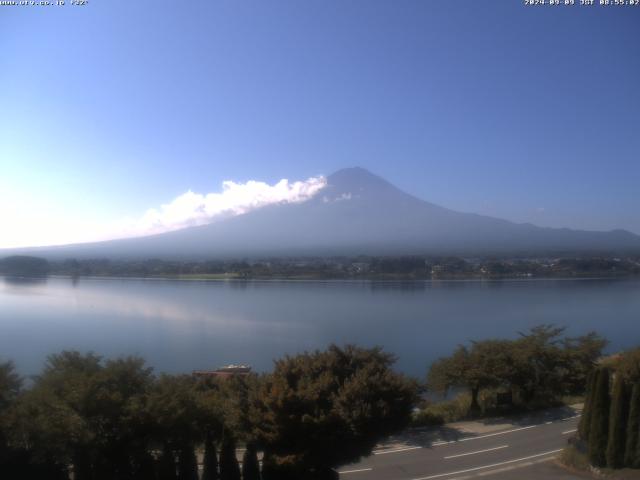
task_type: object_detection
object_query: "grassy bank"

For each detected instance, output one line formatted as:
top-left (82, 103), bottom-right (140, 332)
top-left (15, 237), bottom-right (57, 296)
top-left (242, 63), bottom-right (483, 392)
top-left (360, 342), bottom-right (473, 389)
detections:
top-left (411, 392), bottom-right (584, 428)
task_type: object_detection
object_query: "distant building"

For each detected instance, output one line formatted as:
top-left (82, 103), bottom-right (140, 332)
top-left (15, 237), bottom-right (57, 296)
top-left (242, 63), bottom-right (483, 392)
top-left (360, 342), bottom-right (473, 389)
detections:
top-left (193, 364), bottom-right (252, 379)
top-left (351, 262), bottom-right (370, 273)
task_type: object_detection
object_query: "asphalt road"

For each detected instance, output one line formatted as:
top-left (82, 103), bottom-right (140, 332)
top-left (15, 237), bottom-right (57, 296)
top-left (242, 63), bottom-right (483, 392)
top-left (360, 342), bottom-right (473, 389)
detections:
top-left (338, 414), bottom-right (581, 480)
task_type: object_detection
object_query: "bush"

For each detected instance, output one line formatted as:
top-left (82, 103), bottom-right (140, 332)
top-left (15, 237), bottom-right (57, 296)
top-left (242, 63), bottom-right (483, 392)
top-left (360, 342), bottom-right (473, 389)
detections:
top-left (560, 445), bottom-right (591, 471)
top-left (411, 408), bottom-right (444, 427)
top-left (411, 394), bottom-right (471, 427)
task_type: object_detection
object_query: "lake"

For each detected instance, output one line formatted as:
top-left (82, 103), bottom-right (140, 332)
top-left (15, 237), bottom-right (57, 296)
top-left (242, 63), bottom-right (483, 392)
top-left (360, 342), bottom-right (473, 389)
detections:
top-left (1, 276), bottom-right (639, 378)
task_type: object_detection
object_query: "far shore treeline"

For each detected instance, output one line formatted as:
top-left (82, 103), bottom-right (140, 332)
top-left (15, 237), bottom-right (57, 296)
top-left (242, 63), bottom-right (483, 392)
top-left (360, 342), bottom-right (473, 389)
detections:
top-left (1, 326), bottom-right (632, 479)
top-left (1, 254), bottom-right (640, 280)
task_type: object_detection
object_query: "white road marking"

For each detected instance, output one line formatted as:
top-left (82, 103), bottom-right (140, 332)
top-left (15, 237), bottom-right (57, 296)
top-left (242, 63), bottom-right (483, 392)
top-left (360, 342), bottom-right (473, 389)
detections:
top-left (411, 448), bottom-right (563, 480)
top-left (562, 428), bottom-right (577, 435)
top-left (457, 425), bottom-right (537, 442)
top-left (444, 445), bottom-right (509, 459)
top-left (432, 426), bottom-right (536, 447)
top-left (374, 446), bottom-right (422, 455)
top-left (476, 456), bottom-right (554, 476)
top-left (338, 468), bottom-right (373, 474)
top-left (372, 414), bottom-right (580, 455)
top-left (432, 440), bottom-right (457, 446)
top-left (432, 415), bottom-right (580, 447)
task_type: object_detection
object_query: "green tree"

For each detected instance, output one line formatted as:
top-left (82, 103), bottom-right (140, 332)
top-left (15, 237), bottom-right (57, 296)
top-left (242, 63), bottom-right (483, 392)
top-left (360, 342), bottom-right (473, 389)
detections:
top-left (16, 351), bottom-right (155, 479)
top-left (1, 361), bottom-right (72, 480)
top-left (510, 325), bottom-right (566, 403)
top-left (219, 435), bottom-right (241, 480)
top-left (0, 360), bottom-right (21, 460)
top-left (5, 387), bottom-right (77, 480)
top-left (606, 374), bottom-right (630, 468)
top-left (178, 445), bottom-right (198, 480)
top-left (158, 446), bottom-right (177, 480)
top-left (7, 352), bottom-right (102, 479)
top-left (624, 383), bottom-right (640, 468)
top-left (201, 435), bottom-right (219, 480)
top-left (617, 348), bottom-right (640, 383)
top-left (146, 375), bottom-right (204, 452)
top-left (215, 374), bottom-right (261, 443)
top-left (256, 344), bottom-right (417, 478)
top-left (561, 332), bottom-right (608, 395)
top-left (428, 340), bottom-right (514, 416)
top-left (241, 443), bottom-right (260, 480)
top-left (579, 370), bottom-right (598, 442)
top-left (259, 453), bottom-right (277, 480)
top-left (588, 368), bottom-right (611, 468)
top-left (0, 361), bottom-right (22, 412)
top-left (132, 449), bottom-right (156, 480)
top-left (429, 326), bottom-right (606, 415)
top-left (89, 356), bottom-right (154, 479)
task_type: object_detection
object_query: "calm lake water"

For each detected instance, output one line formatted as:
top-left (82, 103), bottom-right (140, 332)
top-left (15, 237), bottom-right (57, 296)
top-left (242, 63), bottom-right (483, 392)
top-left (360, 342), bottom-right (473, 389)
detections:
top-left (1, 276), bottom-right (639, 377)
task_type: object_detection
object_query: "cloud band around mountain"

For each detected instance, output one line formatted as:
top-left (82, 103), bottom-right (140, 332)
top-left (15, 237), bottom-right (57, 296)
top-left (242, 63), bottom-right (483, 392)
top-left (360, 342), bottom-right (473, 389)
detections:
top-left (124, 175), bottom-right (327, 237)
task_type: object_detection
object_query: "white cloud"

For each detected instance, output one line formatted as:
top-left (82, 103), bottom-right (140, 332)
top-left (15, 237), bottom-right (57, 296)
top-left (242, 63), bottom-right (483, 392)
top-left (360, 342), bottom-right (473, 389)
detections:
top-left (123, 176), bottom-right (327, 237)
top-left (0, 175), bottom-right (327, 249)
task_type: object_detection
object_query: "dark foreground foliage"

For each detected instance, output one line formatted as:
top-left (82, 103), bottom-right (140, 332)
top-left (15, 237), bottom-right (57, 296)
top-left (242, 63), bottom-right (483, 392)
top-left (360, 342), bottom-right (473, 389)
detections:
top-left (0, 345), bottom-right (416, 479)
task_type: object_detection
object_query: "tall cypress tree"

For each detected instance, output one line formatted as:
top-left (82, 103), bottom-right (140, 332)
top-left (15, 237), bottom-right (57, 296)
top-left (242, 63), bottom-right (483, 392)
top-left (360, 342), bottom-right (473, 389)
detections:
top-left (127, 446), bottom-right (156, 480)
top-left (606, 374), bottom-right (630, 468)
top-left (588, 368), bottom-right (611, 468)
top-left (219, 436), bottom-right (241, 480)
top-left (241, 444), bottom-right (260, 480)
top-left (133, 451), bottom-right (157, 480)
top-left (178, 445), bottom-right (199, 480)
top-left (624, 383), bottom-right (640, 468)
top-left (202, 437), bottom-right (219, 480)
top-left (260, 453), bottom-right (277, 480)
top-left (579, 370), bottom-right (598, 441)
top-left (72, 451), bottom-right (93, 480)
top-left (158, 447), bottom-right (178, 480)
top-left (637, 422), bottom-right (640, 470)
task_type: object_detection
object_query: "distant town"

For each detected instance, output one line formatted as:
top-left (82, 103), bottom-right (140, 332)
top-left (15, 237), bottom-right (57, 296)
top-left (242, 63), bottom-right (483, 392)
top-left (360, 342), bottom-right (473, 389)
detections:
top-left (1, 254), bottom-right (639, 280)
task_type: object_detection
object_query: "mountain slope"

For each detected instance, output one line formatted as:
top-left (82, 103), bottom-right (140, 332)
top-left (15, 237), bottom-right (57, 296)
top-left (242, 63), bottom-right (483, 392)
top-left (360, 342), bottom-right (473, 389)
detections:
top-left (6, 167), bottom-right (640, 259)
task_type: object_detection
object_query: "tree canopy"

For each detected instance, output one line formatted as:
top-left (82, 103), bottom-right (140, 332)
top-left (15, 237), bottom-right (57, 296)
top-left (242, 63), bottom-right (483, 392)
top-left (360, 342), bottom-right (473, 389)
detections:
top-left (255, 344), bottom-right (418, 478)
top-left (428, 325), bottom-right (607, 415)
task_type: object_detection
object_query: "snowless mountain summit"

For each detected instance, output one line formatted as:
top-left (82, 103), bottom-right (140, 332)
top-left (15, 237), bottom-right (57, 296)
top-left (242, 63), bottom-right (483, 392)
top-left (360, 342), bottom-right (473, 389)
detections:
top-left (7, 167), bottom-right (640, 259)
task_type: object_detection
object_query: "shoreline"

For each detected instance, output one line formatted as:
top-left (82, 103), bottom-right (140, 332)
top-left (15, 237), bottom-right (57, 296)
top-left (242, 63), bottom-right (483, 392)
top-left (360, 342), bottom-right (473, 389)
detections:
top-left (5, 273), bottom-right (639, 284)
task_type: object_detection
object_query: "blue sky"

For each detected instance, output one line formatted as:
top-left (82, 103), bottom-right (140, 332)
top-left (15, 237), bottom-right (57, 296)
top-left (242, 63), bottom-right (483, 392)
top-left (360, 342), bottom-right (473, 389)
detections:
top-left (1, 0), bottom-right (639, 247)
